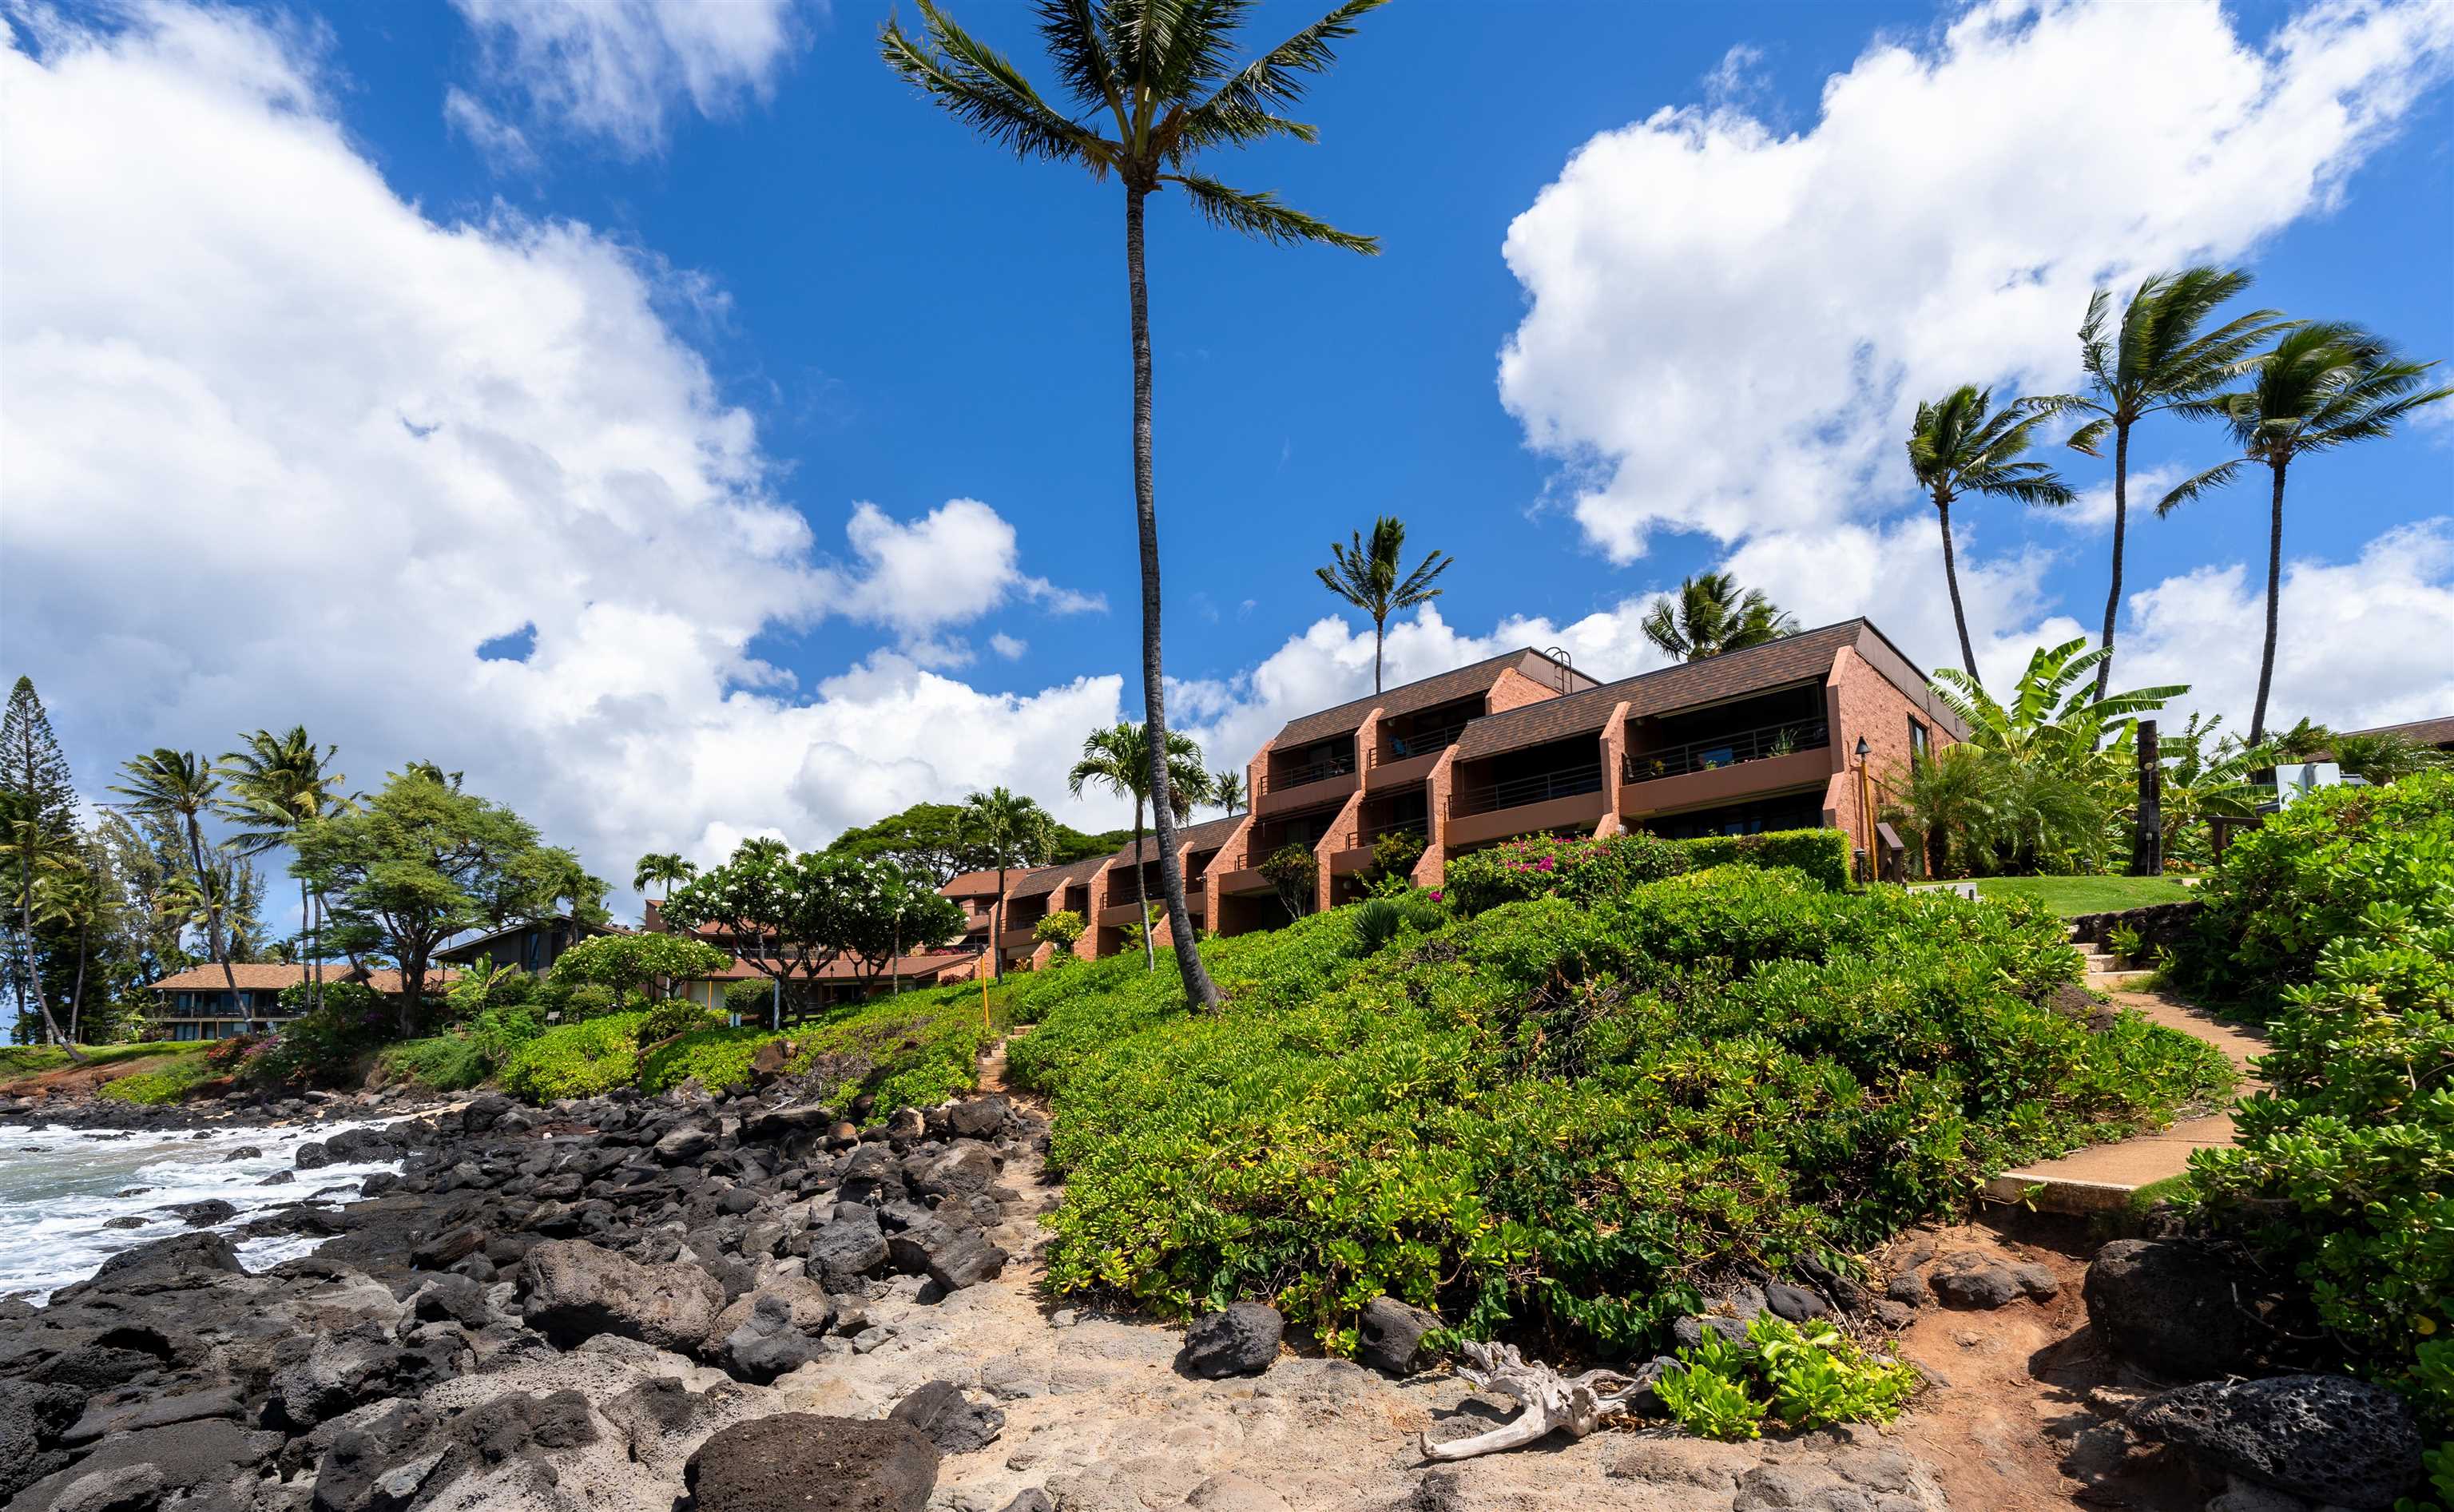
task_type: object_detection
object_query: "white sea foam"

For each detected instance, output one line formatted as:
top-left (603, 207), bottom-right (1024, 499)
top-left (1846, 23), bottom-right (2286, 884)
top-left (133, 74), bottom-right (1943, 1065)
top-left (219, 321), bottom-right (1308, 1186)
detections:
top-left (0, 1119), bottom-right (404, 1302)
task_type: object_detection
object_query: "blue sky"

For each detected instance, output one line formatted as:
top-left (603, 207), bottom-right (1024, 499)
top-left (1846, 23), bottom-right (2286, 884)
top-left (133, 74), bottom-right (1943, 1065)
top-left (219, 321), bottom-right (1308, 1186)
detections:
top-left (5, 0), bottom-right (2452, 884)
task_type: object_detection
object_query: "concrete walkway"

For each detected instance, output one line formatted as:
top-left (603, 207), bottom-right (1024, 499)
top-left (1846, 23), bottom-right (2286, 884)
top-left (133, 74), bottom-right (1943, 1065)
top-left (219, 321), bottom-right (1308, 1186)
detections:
top-left (1983, 983), bottom-right (2269, 1214)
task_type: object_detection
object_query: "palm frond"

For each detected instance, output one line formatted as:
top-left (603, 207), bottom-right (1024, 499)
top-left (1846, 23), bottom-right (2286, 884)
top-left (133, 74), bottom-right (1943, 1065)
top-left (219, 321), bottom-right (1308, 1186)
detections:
top-left (1177, 0), bottom-right (1385, 150)
top-left (2151, 459), bottom-right (2246, 517)
top-left (1033, 0), bottom-right (1124, 117)
top-left (1165, 173), bottom-right (1377, 252)
top-left (2063, 415), bottom-right (2114, 456)
top-left (883, 2), bottom-right (1114, 169)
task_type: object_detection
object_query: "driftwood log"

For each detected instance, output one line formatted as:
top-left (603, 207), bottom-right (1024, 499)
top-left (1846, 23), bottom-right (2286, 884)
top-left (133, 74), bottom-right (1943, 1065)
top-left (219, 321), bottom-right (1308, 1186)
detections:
top-left (1417, 1340), bottom-right (1647, 1462)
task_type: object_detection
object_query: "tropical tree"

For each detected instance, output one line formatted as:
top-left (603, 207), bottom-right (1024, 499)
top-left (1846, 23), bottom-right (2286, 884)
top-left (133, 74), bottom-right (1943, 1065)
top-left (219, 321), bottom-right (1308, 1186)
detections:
top-left (1906, 387), bottom-right (2077, 682)
top-left (0, 792), bottom-right (81, 1054)
top-left (33, 840), bottom-right (115, 1044)
top-left (2330, 731), bottom-right (2446, 784)
top-left (632, 852), bottom-right (698, 898)
top-left (1210, 769), bottom-right (1245, 816)
top-left (1069, 720), bottom-right (1206, 969)
top-left (222, 727), bottom-right (351, 1014)
top-left (109, 749), bottom-right (251, 1027)
top-left (2034, 268), bottom-right (2290, 698)
top-left (1882, 744), bottom-right (2003, 879)
top-left (1639, 572), bottom-right (1799, 662)
top-left (1316, 516), bottom-right (1452, 693)
top-left (823, 803), bottom-right (979, 886)
top-left (958, 787), bottom-right (1054, 981)
top-left (837, 859), bottom-right (967, 994)
top-left (881, 0), bottom-right (1386, 1011)
top-left (291, 767), bottom-right (604, 1035)
top-left (2156, 325), bottom-right (2453, 743)
top-left (550, 931), bottom-right (732, 1010)
top-left (2154, 712), bottom-right (2279, 865)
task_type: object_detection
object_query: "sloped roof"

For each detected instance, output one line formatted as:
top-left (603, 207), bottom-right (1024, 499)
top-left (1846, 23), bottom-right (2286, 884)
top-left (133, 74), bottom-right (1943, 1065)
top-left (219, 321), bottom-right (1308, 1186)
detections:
top-left (939, 870), bottom-right (1007, 897)
top-left (1108, 815), bottom-right (1244, 865)
top-left (1271, 648), bottom-right (1590, 748)
top-left (1449, 622), bottom-right (1870, 762)
top-left (1006, 854), bottom-right (1109, 901)
top-left (149, 963), bottom-right (462, 996)
top-left (2336, 716), bottom-right (2454, 751)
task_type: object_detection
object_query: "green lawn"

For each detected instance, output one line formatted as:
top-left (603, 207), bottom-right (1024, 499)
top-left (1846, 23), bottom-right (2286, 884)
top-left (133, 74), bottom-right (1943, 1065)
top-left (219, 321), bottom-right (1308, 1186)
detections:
top-left (1968, 875), bottom-right (2197, 915)
top-left (0, 1040), bottom-right (207, 1079)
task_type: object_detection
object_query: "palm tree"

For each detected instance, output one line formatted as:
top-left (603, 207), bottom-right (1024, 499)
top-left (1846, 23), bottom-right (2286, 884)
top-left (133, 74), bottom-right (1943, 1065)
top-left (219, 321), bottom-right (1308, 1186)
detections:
top-left (1210, 768), bottom-right (1245, 816)
top-left (1316, 516), bottom-right (1452, 693)
top-left (110, 749), bottom-right (249, 1028)
top-left (1069, 721), bottom-right (1206, 970)
top-left (34, 843), bottom-right (113, 1045)
top-left (222, 727), bottom-right (349, 1014)
top-left (0, 793), bottom-right (82, 1056)
top-left (1638, 571), bottom-right (1799, 662)
top-left (2034, 268), bottom-right (2290, 699)
top-left (959, 786), bottom-right (1053, 981)
top-left (633, 852), bottom-right (698, 898)
top-left (882, 0), bottom-right (1384, 1011)
top-left (2156, 325), bottom-right (2453, 743)
top-left (1906, 386), bottom-right (2077, 683)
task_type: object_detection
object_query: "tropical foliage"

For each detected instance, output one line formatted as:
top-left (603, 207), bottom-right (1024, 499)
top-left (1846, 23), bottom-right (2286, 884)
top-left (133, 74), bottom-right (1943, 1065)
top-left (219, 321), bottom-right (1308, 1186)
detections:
top-left (1905, 387), bottom-right (2075, 681)
top-left (1004, 869), bottom-right (2230, 1354)
top-left (659, 842), bottom-right (963, 1009)
top-left (550, 932), bottom-right (733, 1009)
top-left (959, 786), bottom-right (1054, 979)
top-left (1440, 828), bottom-right (1851, 914)
top-left (1638, 572), bottom-right (1798, 663)
top-left (1069, 720), bottom-right (1208, 969)
top-left (1316, 515), bottom-right (1452, 693)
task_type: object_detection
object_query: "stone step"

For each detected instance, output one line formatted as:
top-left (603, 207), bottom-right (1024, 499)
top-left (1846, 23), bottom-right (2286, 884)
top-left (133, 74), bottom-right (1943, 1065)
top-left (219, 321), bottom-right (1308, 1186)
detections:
top-left (2087, 969), bottom-right (2158, 990)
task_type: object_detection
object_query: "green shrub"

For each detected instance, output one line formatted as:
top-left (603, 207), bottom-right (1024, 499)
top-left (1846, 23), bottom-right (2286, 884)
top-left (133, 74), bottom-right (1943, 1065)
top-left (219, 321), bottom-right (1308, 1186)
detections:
top-left (1034, 910), bottom-right (1086, 949)
top-left (634, 983), bottom-right (993, 1107)
top-left (2181, 898), bottom-right (2454, 1431)
top-left (247, 998), bottom-right (395, 1086)
top-left (1371, 827), bottom-right (1428, 879)
top-left (379, 1034), bottom-right (492, 1092)
top-left (501, 1012), bottom-right (648, 1100)
top-left (1259, 843), bottom-right (1319, 920)
top-left (639, 998), bottom-right (725, 1045)
top-left (726, 977), bottom-right (777, 1020)
top-left (97, 1054), bottom-right (216, 1105)
top-left (1010, 870), bottom-right (2230, 1353)
top-left (1442, 828), bottom-right (1849, 915)
top-left (2170, 769), bottom-right (2454, 1010)
top-left (275, 979), bottom-right (382, 1017)
top-left (1658, 1317), bottom-right (1919, 1440)
top-left (1351, 898), bottom-right (1404, 956)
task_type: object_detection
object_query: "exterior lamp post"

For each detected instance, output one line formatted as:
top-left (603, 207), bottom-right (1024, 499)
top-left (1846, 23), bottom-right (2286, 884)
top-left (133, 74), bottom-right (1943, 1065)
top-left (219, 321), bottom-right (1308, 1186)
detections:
top-left (1853, 736), bottom-right (1874, 883)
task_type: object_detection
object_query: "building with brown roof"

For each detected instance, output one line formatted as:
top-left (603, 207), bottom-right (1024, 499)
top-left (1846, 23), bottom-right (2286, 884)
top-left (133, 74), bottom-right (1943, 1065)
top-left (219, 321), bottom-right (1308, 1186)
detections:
top-left (950, 621), bottom-right (1965, 959)
top-left (146, 962), bottom-right (462, 1040)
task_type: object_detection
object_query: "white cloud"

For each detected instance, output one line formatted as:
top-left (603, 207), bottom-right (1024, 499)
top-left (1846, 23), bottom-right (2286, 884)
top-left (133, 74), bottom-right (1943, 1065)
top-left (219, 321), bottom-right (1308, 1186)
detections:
top-left (989, 633), bottom-right (1027, 661)
top-left (2059, 466), bottom-right (2186, 532)
top-left (1499, 0), bottom-right (2454, 566)
top-left (833, 498), bottom-right (1101, 653)
top-left (447, 0), bottom-right (803, 157)
top-left (443, 85), bottom-right (538, 174)
top-left (0, 3), bottom-right (1130, 907)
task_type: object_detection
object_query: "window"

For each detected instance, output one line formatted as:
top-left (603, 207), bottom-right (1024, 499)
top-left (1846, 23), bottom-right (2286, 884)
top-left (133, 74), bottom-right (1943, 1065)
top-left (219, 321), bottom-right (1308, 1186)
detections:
top-left (1908, 718), bottom-right (1930, 760)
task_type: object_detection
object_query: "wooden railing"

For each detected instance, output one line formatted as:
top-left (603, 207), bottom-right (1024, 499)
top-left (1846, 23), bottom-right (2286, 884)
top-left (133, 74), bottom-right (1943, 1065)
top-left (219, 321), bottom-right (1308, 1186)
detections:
top-left (1449, 764), bottom-right (1603, 818)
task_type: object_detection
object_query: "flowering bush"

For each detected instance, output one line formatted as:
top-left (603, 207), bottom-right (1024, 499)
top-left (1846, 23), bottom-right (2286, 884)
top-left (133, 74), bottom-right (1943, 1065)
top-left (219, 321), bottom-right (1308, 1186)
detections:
top-left (1443, 829), bottom-right (1851, 913)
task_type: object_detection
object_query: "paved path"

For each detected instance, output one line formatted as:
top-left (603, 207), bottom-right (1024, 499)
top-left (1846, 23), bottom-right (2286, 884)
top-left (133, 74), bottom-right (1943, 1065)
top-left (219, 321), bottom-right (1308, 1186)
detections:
top-left (1984, 984), bottom-right (2269, 1213)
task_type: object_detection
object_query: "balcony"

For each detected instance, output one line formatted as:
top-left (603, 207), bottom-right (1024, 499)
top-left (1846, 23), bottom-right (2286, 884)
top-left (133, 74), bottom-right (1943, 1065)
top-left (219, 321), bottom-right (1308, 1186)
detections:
top-left (1213, 866), bottom-right (1273, 896)
top-left (1623, 717), bottom-right (1829, 783)
top-left (1616, 719), bottom-right (1832, 818)
top-left (1256, 751), bottom-right (1359, 816)
top-left (1444, 764), bottom-right (1607, 848)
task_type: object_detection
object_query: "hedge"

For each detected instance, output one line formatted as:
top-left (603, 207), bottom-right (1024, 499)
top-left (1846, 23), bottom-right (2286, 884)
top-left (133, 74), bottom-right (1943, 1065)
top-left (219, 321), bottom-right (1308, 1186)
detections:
top-left (1008, 868), bottom-right (2230, 1356)
top-left (1442, 827), bottom-right (1852, 914)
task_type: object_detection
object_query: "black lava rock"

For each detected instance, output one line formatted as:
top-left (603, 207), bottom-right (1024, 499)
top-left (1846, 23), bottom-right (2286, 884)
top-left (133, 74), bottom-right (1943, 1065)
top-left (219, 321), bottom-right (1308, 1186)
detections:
top-left (1177, 1302), bottom-right (1282, 1379)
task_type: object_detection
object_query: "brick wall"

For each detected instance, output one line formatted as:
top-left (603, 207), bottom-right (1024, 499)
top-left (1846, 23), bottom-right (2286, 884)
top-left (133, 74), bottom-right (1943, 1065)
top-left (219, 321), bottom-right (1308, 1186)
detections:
top-left (1486, 666), bottom-right (1557, 716)
top-left (1593, 702), bottom-right (1632, 838)
top-left (1823, 645), bottom-right (1934, 858)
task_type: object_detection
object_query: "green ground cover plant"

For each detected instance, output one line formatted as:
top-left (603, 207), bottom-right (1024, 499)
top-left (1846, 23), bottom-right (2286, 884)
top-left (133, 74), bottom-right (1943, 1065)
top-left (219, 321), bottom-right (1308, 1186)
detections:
top-left (1442, 828), bottom-right (1850, 915)
top-left (1657, 1316), bottom-right (1920, 1440)
top-left (96, 1051), bottom-right (218, 1105)
top-left (2169, 769), bottom-right (2454, 1013)
top-left (0, 1041), bottom-right (204, 1080)
top-left (1008, 867), bottom-right (2230, 1360)
top-left (2175, 771), bottom-right (2454, 1435)
top-left (500, 1011), bottom-right (650, 1100)
top-left (1966, 874), bottom-right (2197, 915)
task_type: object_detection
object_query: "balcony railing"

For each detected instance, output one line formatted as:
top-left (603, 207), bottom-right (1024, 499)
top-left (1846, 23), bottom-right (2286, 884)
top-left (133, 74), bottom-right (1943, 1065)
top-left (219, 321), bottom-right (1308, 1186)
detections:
top-left (1380, 719), bottom-right (1470, 764)
top-left (1450, 764), bottom-right (1603, 818)
top-left (1265, 755), bottom-right (1355, 792)
top-left (1622, 718), bottom-right (1829, 783)
top-left (1356, 814), bottom-right (1428, 843)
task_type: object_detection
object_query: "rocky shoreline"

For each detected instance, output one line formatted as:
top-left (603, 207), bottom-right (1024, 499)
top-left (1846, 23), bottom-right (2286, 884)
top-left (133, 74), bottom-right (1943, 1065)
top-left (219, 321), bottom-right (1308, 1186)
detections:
top-left (0, 1064), bottom-right (2430, 1512)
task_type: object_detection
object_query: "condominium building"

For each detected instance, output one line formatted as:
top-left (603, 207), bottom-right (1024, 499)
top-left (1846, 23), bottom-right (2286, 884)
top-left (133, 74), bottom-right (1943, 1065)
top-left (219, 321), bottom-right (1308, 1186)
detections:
top-left (950, 620), bottom-right (1964, 959)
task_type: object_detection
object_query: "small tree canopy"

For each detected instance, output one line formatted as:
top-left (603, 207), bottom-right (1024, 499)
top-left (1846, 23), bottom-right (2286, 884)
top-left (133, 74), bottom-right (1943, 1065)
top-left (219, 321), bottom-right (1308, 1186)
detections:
top-left (551, 932), bottom-right (732, 1006)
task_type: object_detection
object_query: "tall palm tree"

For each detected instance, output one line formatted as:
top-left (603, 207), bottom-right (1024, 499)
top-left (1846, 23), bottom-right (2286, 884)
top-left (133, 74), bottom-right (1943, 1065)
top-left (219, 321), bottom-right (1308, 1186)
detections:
top-left (1906, 386), bottom-right (2077, 684)
top-left (110, 749), bottom-right (249, 1027)
top-left (2156, 325), bottom-right (2452, 744)
top-left (882, 0), bottom-right (1384, 1011)
top-left (632, 852), bottom-right (698, 899)
top-left (34, 844), bottom-right (114, 1045)
top-left (2034, 268), bottom-right (2289, 698)
top-left (1638, 571), bottom-right (1799, 662)
top-left (1210, 768), bottom-right (1245, 816)
top-left (222, 727), bottom-right (349, 1013)
top-left (1069, 721), bottom-right (1206, 970)
top-left (1316, 516), bottom-right (1452, 693)
top-left (959, 786), bottom-right (1054, 981)
top-left (0, 793), bottom-right (82, 1056)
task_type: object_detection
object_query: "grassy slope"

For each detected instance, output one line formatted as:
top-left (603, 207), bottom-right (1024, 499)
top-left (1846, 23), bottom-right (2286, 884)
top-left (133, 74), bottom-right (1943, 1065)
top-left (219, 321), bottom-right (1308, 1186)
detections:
top-left (0, 1040), bottom-right (206, 1081)
top-left (1968, 875), bottom-right (2196, 915)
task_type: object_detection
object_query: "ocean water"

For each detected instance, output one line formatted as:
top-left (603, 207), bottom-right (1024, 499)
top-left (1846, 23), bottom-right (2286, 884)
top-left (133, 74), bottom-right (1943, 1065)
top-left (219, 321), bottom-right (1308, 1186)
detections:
top-left (0, 1119), bottom-right (404, 1302)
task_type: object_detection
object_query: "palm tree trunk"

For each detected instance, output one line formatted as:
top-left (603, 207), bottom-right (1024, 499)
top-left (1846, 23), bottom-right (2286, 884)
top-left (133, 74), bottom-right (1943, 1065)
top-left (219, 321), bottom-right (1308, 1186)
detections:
top-left (187, 816), bottom-right (247, 1032)
top-left (14, 887), bottom-right (81, 1060)
top-left (1132, 796), bottom-right (1153, 970)
top-left (1372, 616), bottom-right (1384, 695)
top-left (1126, 183), bottom-right (1221, 1010)
top-left (1936, 494), bottom-right (1981, 684)
top-left (2095, 423), bottom-right (2129, 703)
top-left (2249, 461), bottom-right (2286, 746)
top-left (991, 864), bottom-right (1007, 982)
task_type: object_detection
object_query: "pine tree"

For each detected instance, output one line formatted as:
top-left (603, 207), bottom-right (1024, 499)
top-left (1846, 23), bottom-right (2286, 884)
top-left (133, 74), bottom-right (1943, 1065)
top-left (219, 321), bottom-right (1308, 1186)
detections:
top-left (1, 678), bottom-right (83, 1053)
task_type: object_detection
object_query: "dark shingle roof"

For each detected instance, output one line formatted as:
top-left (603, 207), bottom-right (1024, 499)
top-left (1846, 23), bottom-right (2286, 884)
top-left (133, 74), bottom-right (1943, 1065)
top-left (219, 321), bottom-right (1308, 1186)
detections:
top-left (2337, 716), bottom-right (2454, 751)
top-left (1108, 815), bottom-right (1243, 865)
top-left (1449, 622), bottom-right (1868, 762)
top-left (1006, 854), bottom-right (1109, 900)
top-left (1272, 649), bottom-right (1586, 748)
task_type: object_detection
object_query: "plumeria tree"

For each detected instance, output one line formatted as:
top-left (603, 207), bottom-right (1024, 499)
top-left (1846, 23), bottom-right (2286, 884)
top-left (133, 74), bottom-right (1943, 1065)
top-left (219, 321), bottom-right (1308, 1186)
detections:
top-left (550, 931), bottom-right (731, 1009)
